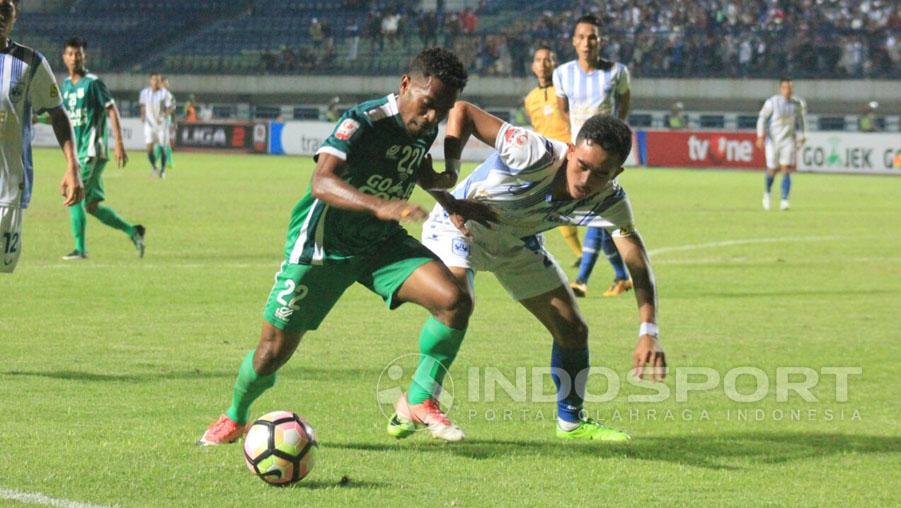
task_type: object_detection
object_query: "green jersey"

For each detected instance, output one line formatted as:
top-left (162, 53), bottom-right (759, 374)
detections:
top-left (61, 72), bottom-right (114, 161)
top-left (284, 94), bottom-right (436, 265)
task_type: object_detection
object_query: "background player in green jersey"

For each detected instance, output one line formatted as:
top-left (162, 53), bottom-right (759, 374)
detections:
top-left (199, 48), bottom-right (495, 446)
top-left (59, 37), bottom-right (144, 260)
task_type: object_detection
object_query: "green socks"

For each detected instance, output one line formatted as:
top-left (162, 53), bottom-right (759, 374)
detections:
top-left (92, 205), bottom-right (134, 236)
top-left (69, 203), bottom-right (86, 253)
top-left (226, 350), bottom-right (277, 425)
top-left (154, 145), bottom-right (173, 168)
top-left (407, 317), bottom-right (467, 404)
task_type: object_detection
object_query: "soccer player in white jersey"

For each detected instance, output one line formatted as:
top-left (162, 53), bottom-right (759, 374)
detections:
top-left (155, 76), bottom-right (175, 172)
top-left (756, 78), bottom-right (807, 211)
top-left (0, 0), bottom-right (83, 273)
top-left (422, 102), bottom-right (666, 441)
top-left (139, 72), bottom-right (174, 177)
top-left (553, 14), bottom-right (632, 298)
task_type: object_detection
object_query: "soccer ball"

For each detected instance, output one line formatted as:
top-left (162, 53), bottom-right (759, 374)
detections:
top-left (243, 410), bottom-right (318, 485)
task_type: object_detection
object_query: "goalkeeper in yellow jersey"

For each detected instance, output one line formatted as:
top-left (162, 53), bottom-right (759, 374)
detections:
top-left (523, 45), bottom-right (582, 267)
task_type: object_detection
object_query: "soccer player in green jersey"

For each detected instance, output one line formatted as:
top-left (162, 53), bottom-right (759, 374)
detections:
top-left (59, 37), bottom-right (145, 260)
top-left (199, 48), bottom-right (495, 445)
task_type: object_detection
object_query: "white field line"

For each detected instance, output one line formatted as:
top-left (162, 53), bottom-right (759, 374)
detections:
top-left (0, 488), bottom-right (115, 508)
top-left (648, 235), bottom-right (844, 257)
top-left (32, 236), bottom-right (847, 269)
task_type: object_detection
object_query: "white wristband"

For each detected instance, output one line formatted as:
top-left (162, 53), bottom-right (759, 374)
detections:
top-left (639, 322), bottom-right (659, 337)
top-left (446, 158), bottom-right (461, 174)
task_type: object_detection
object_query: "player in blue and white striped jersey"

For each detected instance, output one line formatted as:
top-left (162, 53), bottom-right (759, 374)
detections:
top-left (756, 78), bottom-right (807, 211)
top-left (423, 102), bottom-right (666, 441)
top-left (0, 0), bottom-right (83, 273)
top-left (553, 14), bottom-right (632, 298)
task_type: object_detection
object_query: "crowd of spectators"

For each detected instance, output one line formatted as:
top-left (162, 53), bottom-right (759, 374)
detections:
top-left (522, 0), bottom-right (899, 79)
top-left (259, 0), bottom-right (898, 79)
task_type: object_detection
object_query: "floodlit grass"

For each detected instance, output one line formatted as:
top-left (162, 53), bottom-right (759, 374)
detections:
top-left (1, 149), bottom-right (898, 506)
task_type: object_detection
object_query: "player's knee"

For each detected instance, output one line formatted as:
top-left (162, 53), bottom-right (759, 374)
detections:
top-left (555, 319), bottom-right (589, 349)
top-left (255, 326), bottom-right (301, 374)
top-left (436, 287), bottom-right (473, 325)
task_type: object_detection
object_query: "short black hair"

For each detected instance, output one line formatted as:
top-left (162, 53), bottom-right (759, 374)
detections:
top-left (409, 47), bottom-right (468, 92)
top-left (575, 115), bottom-right (633, 165)
top-left (533, 44), bottom-right (553, 55)
top-left (64, 36), bottom-right (87, 50)
top-left (780, 77), bottom-right (792, 83)
top-left (573, 14), bottom-right (601, 34)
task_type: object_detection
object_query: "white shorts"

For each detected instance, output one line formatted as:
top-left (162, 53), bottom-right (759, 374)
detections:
top-left (422, 207), bottom-right (568, 301)
top-left (0, 206), bottom-right (24, 274)
top-left (144, 122), bottom-right (170, 146)
top-left (765, 139), bottom-right (797, 169)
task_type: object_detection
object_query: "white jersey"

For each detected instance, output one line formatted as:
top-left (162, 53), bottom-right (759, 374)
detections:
top-left (139, 86), bottom-right (174, 126)
top-left (756, 94), bottom-right (807, 143)
top-left (552, 59), bottom-right (630, 142)
top-left (440, 123), bottom-right (634, 246)
top-left (1, 42), bottom-right (63, 209)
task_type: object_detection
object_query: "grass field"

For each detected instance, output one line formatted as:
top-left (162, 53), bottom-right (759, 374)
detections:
top-left (1, 149), bottom-right (899, 507)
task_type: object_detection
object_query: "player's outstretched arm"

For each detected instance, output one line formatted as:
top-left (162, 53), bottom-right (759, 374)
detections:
top-left (444, 101), bottom-right (504, 160)
top-left (556, 96), bottom-right (570, 126)
top-left (616, 90), bottom-right (631, 122)
top-left (311, 153), bottom-right (426, 223)
top-left (48, 107), bottom-right (84, 206)
top-left (107, 104), bottom-right (128, 168)
top-left (613, 230), bottom-right (666, 381)
top-left (417, 153), bottom-right (498, 232)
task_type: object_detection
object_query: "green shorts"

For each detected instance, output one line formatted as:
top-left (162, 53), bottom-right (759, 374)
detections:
top-left (262, 233), bottom-right (438, 332)
top-left (80, 158), bottom-right (107, 204)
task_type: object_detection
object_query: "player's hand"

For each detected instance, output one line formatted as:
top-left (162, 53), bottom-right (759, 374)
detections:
top-left (418, 154), bottom-right (457, 190)
top-left (445, 198), bottom-right (498, 233)
top-left (114, 143), bottom-right (128, 168)
top-left (60, 167), bottom-right (85, 206)
top-left (797, 137), bottom-right (806, 147)
top-left (375, 201), bottom-right (428, 224)
top-left (632, 334), bottom-right (666, 382)
top-left (755, 137), bottom-right (765, 150)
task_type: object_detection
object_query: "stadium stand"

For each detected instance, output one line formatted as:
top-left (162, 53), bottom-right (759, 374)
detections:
top-left (14, 0), bottom-right (900, 79)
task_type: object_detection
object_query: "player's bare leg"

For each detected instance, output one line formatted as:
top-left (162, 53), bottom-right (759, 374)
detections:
top-left (779, 165), bottom-right (794, 210)
top-left (763, 167), bottom-right (778, 210)
top-left (388, 261), bottom-right (472, 442)
top-left (146, 142), bottom-right (158, 176)
top-left (519, 285), bottom-right (631, 441)
top-left (199, 325), bottom-right (305, 445)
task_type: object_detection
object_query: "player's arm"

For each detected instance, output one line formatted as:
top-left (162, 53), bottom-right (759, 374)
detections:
top-left (615, 66), bottom-right (631, 121)
top-left (444, 101), bottom-right (504, 157)
top-left (97, 80), bottom-right (127, 168)
top-left (29, 55), bottom-right (83, 206)
top-left (552, 68), bottom-right (570, 125)
top-left (755, 99), bottom-right (772, 149)
top-left (47, 107), bottom-right (84, 206)
top-left (615, 90), bottom-right (631, 121)
top-left (417, 153), bottom-right (497, 232)
top-left (139, 104), bottom-right (147, 124)
top-left (311, 153), bottom-right (426, 223)
top-left (107, 103), bottom-right (128, 168)
top-left (797, 99), bottom-right (808, 145)
top-left (438, 101), bottom-right (508, 232)
top-left (611, 229), bottom-right (666, 381)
